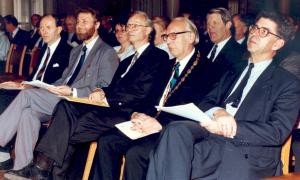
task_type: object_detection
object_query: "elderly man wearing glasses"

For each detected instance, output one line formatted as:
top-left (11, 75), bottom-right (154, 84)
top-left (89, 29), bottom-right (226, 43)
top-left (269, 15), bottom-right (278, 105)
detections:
top-left (147, 11), bottom-right (300, 180)
top-left (93, 12), bottom-right (246, 180)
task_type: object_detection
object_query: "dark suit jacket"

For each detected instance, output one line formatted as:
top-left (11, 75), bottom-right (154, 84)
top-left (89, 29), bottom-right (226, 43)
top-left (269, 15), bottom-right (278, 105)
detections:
top-left (102, 44), bottom-right (171, 116)
top-left (197, 63), bottom-right (300, 179)
top-left (28, 39), bottom-right (72, 84)
top-left (27, 30), bottom-right (40, 50)
top-left (200, 37), bottom-right (247, 89)
top-left (11, 28), bottom-right (30, 46)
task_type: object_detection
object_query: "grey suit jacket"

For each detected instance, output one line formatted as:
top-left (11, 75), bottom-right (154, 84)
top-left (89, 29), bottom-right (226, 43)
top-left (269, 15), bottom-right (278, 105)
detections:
top-left (54, 37), bottom-right (119, 97)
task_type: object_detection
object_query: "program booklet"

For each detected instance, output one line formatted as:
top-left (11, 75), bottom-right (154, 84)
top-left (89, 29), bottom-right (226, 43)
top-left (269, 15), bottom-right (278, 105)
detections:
top-left (115, 103), bottom-right (212, 140)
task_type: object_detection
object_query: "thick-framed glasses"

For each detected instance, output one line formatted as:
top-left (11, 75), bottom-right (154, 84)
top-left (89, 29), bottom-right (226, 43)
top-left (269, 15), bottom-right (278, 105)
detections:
top-left (161, 31), bottom-right (191, 41)
top-left (249, 24), bottom-right (282, 39)
top-left (126, 23), bottom-right (148, 31)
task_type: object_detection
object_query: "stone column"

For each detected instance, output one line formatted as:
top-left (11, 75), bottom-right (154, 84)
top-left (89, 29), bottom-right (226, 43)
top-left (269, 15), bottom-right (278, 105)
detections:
top-left (166, 0), bottom-right (179, 19)
top-left (0, 0), bottom-right (14, 16)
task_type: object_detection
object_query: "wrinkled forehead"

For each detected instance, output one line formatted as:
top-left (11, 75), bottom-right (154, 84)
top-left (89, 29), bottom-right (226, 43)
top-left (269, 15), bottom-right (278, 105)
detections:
top-left (167, 20), bottom-right (186, 33)
top-left (255, 17), bottom-right (278, 33)
top-left (128, 14), bottom-right (147, 25)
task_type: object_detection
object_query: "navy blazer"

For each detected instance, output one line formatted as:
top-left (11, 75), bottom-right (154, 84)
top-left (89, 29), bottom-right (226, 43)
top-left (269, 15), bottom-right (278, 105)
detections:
top-left (103, 44), bottom-right (171, 116)
top-left (197, 63), bottom-right (300, 179)
top-left (11, 28), bottom-right (30, 46)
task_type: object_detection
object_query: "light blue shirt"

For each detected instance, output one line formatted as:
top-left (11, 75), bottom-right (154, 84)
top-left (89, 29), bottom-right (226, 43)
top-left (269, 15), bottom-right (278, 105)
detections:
top-left (206, 59), bottom-right (272, 118)
top-left (0, 31), bottom-right (10, 61)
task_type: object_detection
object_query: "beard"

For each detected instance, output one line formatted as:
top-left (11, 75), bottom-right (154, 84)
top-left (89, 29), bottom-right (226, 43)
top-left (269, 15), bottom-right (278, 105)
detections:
top-left (77, 26), bottom-right (95, 41)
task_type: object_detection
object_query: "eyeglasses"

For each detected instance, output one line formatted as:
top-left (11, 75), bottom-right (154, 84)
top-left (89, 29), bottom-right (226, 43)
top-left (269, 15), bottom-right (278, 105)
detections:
top-left (249, 24), bottom-right (282, 39)
top-left (126, 23), bottom-right (148, 31)
top-left (161, 31), bottom-right (191, 41)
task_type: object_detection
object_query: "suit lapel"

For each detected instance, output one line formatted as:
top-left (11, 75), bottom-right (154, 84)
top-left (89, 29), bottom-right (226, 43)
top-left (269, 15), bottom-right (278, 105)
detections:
top-left (75, 38), bottom-right (102, 81)
top-left (235, 64), bottom-right (276, 119)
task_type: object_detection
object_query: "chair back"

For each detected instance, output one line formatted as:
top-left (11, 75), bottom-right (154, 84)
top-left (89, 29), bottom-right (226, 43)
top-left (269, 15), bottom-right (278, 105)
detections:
top-left (281, 135), bottom-right (292, 175)
top-left (5, 44), bottom-right (27, 76)
top-left (29, 47), bottom-right (41, 74)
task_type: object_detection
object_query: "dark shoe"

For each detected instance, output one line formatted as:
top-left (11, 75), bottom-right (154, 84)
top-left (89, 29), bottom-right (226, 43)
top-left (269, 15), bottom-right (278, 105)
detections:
top-left (3, 165), bottom-right (31, 180)
top-left (4, 163), bottom-right (50, 180)
top-left (0, 158), bottom-right (13, 171)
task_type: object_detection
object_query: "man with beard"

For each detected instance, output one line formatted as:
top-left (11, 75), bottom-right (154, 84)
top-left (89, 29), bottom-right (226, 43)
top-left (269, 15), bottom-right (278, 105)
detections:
top-left (0, 7), bottom-right (119, 178)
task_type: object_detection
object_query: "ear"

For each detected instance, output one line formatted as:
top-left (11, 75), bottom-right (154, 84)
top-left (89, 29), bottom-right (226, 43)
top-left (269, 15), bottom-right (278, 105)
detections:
top-left (145, 26), bottom-right (152, 36)
top-left (95, 21), bottom-right (100, 30)
top-left (272, 39), bottom-right (285, 51)
top-left (57, 26), bottom-right (63, 34)
top-left (188, 32), bottom-right (196, 43)
top-left (225, 21), bottom-right (232, 30)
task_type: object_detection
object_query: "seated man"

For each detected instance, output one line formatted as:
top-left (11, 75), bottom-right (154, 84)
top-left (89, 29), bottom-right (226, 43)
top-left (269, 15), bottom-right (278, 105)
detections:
top-left (147, 11), bottom-right (300, 180)
top-left (9, 11), bottom-right (171, 180)
top-left (0, 14), bottom-right (72, 114)
top-left (0, 7), bottom-right (119, 176)
top-left (95, 8), bottom-right (249, 180)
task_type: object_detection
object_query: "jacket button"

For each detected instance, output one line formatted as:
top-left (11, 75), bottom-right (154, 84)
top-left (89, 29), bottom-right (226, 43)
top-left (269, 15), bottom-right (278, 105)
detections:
top-left (118, 102), bottom-right (122, 106)
top-left (244, 154), bottom-right (248, 159)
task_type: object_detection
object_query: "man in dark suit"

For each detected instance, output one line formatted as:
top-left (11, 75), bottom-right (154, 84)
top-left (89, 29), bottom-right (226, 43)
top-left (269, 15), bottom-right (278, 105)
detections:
top-left (27, 14), bottom-right (42, 50)
top-left (4, 15), bottom-right (29, 45)
top-left (0, 8), bottom-right (119, 178)
top-left (203, 8), bottom-right (246, 90)
top-left (61, 15), bottom-right (82, 47)
top-left (0, 14), bottom-right (72, 114)
top-left (8, 10), bottom-right (170, 180)
top-left (147, 11), bottom-right (300, 180)
top-left (93, 8), bottom-right (249, 180)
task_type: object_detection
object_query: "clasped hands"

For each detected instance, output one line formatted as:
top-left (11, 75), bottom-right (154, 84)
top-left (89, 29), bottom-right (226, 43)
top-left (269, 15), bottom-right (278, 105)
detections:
top-left (200, 109), bottom-right (237, 138)
top-left (130, 112), bottom-right (162, 134)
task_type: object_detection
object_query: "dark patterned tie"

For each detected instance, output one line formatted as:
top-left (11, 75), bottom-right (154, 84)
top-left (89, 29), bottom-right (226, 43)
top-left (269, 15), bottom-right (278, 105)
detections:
top-left (36, 47), bottom-right (50, 81)
top-left (67, 46), bottom-right (87, 85)
top-left (121, 51), bottom-right (139, 78)
top-left (169, 62), bottom-right (180, 89)
top-left (209, 44), bottom-right (218, 62)
top-left (224, 63), bottom-right (254, 107)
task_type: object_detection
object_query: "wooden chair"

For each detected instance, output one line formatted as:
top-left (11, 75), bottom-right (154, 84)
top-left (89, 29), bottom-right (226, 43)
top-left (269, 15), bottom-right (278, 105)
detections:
top-left (28, 47), bottom-right (41, 75)
top-left (5, 44), bottom-right (27, 76)
top-left (281, 135), bottom-right (292, 175)
top-left (82, 142), bottom-right (125, 180)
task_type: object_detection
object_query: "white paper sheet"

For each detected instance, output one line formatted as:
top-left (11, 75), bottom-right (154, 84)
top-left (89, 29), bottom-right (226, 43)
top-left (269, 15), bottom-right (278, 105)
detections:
top-left (22, 80), bottom-right (54, 89)
top-left (155, 103), bottom-right (212, 123)
top-left (115, 121), bottom-right (160, 140)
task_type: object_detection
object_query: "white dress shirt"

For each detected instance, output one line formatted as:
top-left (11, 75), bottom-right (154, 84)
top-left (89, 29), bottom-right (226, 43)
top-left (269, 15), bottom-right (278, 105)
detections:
top-left (207, 36), bottom-right (231, 62)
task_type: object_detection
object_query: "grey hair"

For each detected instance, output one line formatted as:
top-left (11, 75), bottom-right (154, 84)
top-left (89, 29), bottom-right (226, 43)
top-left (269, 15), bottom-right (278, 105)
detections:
top-left (207, 7), bottom-right (232, 25)
top-left (172, 17), bottom-right (199, 45)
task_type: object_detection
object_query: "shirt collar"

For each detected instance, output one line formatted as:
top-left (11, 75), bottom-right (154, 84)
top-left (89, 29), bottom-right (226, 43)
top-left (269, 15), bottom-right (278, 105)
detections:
top-left (176, 48), bottom-right (195, 74)
top-left (216, 36), bottom-right (231, 49)
top-left (12, 27), bottom-right (19, 37)
top-left (249, 58), bottom-right (272, 72)
top-left (83, 35), bottom-right (99, 55)
top-left (47, 37), bottom-right (61, 54)
top-left (135, 42), bottom-right (150, 58)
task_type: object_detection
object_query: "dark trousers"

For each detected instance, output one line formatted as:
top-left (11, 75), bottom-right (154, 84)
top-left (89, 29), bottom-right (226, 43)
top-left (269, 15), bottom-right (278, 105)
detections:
top-left (146, 121), bottom-right (223, 180)
top-left (35, 100), bottom-right (128, 179)
top-left (94, 130), bottom-right (159, 180)
top-left (0, 89), bottom-right (20, 114)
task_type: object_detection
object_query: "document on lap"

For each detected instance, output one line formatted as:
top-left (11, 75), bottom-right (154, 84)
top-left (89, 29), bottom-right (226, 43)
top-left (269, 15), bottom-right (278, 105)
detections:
top-left (115, 121), bottom-right (160, 140)
top-left (59, 96), bottom-right (109, 107)
top-left (22, 80), bottom-right (55, 89)
top-left (155, 103), bottom-right (212, 123)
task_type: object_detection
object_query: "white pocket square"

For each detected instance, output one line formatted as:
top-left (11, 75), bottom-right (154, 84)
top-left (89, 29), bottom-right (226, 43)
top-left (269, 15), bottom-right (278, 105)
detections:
top-left (53, 63), bottom-right (60, 67)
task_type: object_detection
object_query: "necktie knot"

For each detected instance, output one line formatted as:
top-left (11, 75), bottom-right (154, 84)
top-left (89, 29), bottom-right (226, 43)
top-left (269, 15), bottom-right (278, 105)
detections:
top-left (170, 62), bottom-right (181, 89)
top-left (82, 46), bottom-right (87, 53)
top-left (209, 44), bottom-right (218, 61)
top-left (224, 62), bottom-right (254, 108)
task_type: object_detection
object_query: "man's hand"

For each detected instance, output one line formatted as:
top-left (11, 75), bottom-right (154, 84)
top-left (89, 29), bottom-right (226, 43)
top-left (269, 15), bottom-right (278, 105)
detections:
top-left (88, 88), bottom-right (106, 103)
top-left (201, 109), bottom-right (237, 138)
top-left (47, 85), bottom-right (72, 96)
top-left (131, 112), bottom-right (162, 134)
